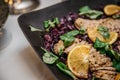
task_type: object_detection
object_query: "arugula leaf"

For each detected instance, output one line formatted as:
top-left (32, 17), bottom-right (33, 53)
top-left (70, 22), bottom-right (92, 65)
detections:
top-left (44, 17), bottom-right (59, 31)
top-left (113, 60), bottom-right (120, 72)
top-left (59, 48), bottom-right (63, 56)
top-left (79, 27), bottom-right (86, 34)
top-left (79, 6), bottom-right (103, 19)
top-left (85, 10), bottom-right (103, 19)
top-left (53, 17), bottom-right (59, 24)
top-left (44, 21), bottom-right (49, 28)
top-left (41, 47), bottom-right (58, 64)
top-left (29, 25), bottom-right (42, 32)
top-left (61, 30), bottom-right (80, 37)
top-left (60, 36), bottom-right (75, 47)
top-left (94, 38), bottom-right (107, 48)
top-left (79, 6), bottom-right (91, 12)
top-left (56, 62), bottom-right (78, 80)
top-left (97, 26), bottom-right (110, 39)
top-left (60, 30), bottom-right (79, 47)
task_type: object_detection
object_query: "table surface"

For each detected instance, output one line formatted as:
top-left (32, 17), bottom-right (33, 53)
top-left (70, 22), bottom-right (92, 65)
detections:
top-left (0, 0), bottom-right (63, 80)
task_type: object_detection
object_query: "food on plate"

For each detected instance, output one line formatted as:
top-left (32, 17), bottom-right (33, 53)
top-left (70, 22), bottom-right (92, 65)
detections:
top-left (115, 73), bottom-right (120, 80)
top-left (54, 40), bottom-right (65, 54)
top-left (87, 26), bottom-right (118, 44)
top-left (104, 4), bottom-right (120, 15)
top-left (75, 18), bottom-right (120, 35)
top-left (89, 48), bottom-right (116, 80)
top-left (30, 5), bottom-right (120, 80)
top-left (67, 45), bottom-right (91, 78)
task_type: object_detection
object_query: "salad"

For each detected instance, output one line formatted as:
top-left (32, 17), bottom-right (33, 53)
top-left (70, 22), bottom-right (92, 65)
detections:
top-left (30, 5), bottom-right (120, 80)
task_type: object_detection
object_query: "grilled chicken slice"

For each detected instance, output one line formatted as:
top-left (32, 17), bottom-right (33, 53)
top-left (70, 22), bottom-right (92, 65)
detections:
top-left (75, 18), bottom-right (120, 36)
top-left (93, 70), bottom-right (116, 80)
top-left (88, 48), bottom-right (116, 80)
top-left (54, 40), bottom-right (65, 54)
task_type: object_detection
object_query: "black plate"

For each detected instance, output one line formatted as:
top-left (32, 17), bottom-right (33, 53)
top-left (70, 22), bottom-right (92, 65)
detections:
top-left (18, 0), bottom-right (116, 80)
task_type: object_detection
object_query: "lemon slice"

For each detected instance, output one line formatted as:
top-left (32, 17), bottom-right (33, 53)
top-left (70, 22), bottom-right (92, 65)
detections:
top-left (87, 27), bottom-right (118, 44)
top-left (67, 45), bottom-right (91, 78)
top-left (104, 4), bottom-right (120, 15)
top-left (106, 32), bottom-right (118, 44)
top-left (115, 73), bottom-right (120, 80)
top-left (87, 27), bottom-right (105, 42)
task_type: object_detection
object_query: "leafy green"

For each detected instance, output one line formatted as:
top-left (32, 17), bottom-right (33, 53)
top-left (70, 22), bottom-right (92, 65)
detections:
top-left (56, 62), bottom-right (78, 80)
top-left (53, 17), bottom-right (59, 24)
top-left (113, 59), bottom-right (120, 72)
top-left (44, 17), bottom-right (59, 31)
top-left (59, 48), bottom-right (63, 56)
top-left (29, 25), bottom-right (42, 32)
top-left (94, 38), bottom-right (107, 48)
top-left (41, 47), bottom-right (58, 64)
top-left (61, 30), bottom-right (80, 37)
top-left (97, 26), bottom-right (110, 39)
top-left (44, 21), bottom-right (49, 28)
top-left (79, 6), bottom-right (103, 19)
top-left (79, 27), bottom-right (86, 34)
top-left (79, 6), bottom-right (91, 12)
top-left (60, 30), bottom-right (79, 47)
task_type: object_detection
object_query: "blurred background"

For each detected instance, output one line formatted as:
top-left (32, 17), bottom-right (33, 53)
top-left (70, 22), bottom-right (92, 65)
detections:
top-left (0, 0), bottom-right (63, 80)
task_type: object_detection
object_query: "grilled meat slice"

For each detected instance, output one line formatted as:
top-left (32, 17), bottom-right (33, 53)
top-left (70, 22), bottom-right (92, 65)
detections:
top-left (75, 18), bottom-right (120, 36)
top-left (93, 70), bottom-right (116, 80)
top-left (54, 40), bottom-right (65, 54)
top-left (88, 48), bottom-right (116, 80)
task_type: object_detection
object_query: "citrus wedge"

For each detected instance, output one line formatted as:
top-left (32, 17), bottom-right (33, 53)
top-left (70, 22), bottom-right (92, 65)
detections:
top-left (115, 73), bottom-right (120, 80)
top-left (67, 45), bottom-right (91, 78)
top-left (87, 27), bottom-right (118, 44)
top-left (106, 32), bottom-right (118, 44)
top-left (87, 27), bottom-right (105, 42)
top-left (104, 4), bottom-right (120, 15)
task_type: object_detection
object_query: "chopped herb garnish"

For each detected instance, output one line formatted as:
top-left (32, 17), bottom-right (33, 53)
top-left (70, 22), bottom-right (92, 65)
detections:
top-left (79, 27), bottom-right (86, 34)
top-left (60, 30), bottom-right (79, 47)
top-left (53, 17), bottom-right (59, 24)
top-left (29, 25), bottom-right (42, 32)
top-left (44, 17), bottom-right (59, 31)
top-left (79, 6), bottom-right (103, 19)
top-left (56, 62), bottom-right (78, 80)
top-left (94, 38), bottom-right (107, 48)
top-left (41, 47), bottom-right (58, 64)
top-left (97, 26), bottom-right (110, 39)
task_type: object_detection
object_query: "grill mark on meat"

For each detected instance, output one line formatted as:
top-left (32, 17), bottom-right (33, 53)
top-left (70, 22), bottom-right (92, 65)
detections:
top-left (88, 48), bottom-right (116, 80)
